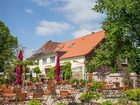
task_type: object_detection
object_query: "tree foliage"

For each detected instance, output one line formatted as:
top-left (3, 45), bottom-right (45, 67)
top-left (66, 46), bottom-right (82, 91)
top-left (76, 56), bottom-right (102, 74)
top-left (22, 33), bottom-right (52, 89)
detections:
top-left (48, 67), bottom-right (55, 80)
top-left (0, 21), bottom-right (18, 72)
top-left (33, 67), bottom-right (41, 81)
top-left (33, 67), bottom-right (41, 74)
top-left (63, 62), bottom-right (72, 80)
top-left (91, 0), bottom-right (140, 73)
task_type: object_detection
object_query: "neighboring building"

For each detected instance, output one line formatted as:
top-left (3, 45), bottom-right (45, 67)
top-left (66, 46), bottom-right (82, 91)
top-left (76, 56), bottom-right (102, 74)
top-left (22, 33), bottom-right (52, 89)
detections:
top-left (28, 30), bottom-right (105, 79)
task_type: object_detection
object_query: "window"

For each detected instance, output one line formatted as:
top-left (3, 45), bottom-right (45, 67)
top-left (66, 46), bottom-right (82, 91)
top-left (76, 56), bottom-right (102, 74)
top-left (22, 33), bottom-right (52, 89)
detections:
top-left (50, 56), bottom-right (55, 63)
top-left (42, 58), bottom-right (47, 64)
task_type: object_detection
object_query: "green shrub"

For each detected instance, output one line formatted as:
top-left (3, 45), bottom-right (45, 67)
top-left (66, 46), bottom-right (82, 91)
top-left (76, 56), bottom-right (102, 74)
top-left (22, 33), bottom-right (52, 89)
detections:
top-left (79, 79), bottom-right (87, 88)
top-left (90, 80), bottom-right (103, 92)
top-left (48, 67), bottom-right (55, 80)
top-left (28, 99), bottom-right (42, 105)
top-left (125, 89), bottom-right (140, 101)
top-left (137, 102), bottom-right (140, 105)
top-left (79, 91), bottom-right (101, 103)
top-left (32, 78), bottom-right (37, 83)
top-left (0, 78), bottom-right (10, 84)
top-left (117, 98), bottom-right (129, 105)
top-left (117, 98), bottom-right (139, 105)
top-left (71, 78), bottom-right (79, 84)
top-left (63, 62), bottom-right (72, 80)
top-left (101, 100), bottom-right (113, 105)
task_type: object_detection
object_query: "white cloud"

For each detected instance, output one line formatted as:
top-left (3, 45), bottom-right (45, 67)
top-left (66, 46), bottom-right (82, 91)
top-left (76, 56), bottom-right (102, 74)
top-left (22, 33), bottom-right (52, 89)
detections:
top-left (54, 0), bottom-right (105, 38)
top-left (57, 0), bottom-right (105, 24)
top-left (25, 8), bottom-right (33, 15)
top-left (34, 0), bottom-right (105, 38)
top-left (73, 29), bottom-right (91, 38)
top-left (34, 0), bottom-right (56, 6)
top-left (36, 20), bottom-right (71, 36)
top-left (72, 23), bottom-right (102, 38)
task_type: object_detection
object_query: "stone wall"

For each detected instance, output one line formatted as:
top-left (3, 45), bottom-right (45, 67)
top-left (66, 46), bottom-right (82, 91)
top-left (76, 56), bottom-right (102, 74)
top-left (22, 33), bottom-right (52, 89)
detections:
top-left (89, 72), bottom-right (138, 88)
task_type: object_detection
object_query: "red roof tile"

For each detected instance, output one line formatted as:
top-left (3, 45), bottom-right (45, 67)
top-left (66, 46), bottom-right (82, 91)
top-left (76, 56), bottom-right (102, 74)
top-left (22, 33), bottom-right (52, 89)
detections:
top-left (55, 30), bottom-right (105, 59)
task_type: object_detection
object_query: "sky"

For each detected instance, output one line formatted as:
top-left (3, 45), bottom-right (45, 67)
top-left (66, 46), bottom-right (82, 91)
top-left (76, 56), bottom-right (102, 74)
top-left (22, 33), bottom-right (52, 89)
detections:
top-left (0, 0), bottom-right (105, 58)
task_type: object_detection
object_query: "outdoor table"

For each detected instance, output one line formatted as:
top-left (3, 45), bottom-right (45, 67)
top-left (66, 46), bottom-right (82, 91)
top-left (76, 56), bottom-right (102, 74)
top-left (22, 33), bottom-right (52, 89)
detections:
top-left (68, 89), bottom-right (77, 103)
top-left (2, 93), bottom-right (16, 104)
top-left (2, 93), bottom-right (16, 97)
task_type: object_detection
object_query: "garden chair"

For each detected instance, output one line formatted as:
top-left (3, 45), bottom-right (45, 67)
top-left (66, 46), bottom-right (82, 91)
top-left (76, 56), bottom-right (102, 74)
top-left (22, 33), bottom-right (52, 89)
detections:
top-left (33, 92), bottom-right (43, 102)
top-left (13, 87), bottom-right (21, 93)
top-left (2, 88), bottom-right (13, 93)
top-left (8, 92), bottom-right (28, 105)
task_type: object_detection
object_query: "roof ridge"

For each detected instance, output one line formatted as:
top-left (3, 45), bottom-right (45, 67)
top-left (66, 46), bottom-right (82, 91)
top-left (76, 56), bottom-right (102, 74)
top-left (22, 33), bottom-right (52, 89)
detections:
top-left (62, 30), bottom-right (104, 43)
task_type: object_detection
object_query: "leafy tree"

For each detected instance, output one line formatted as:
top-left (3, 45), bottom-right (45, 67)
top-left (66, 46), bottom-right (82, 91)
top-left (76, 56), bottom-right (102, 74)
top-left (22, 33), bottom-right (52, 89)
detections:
top-left (13, 59), bottom-right (37, 80)
top-left (0, 21), bottom-right (18, 72)
top-left (33, 67), bottom-right (41, 81)
top-left (91, 0), bottom-right (140, 73)
top-left (63, 62), bottom-right (72, 80)
top-left (86, 63), bottom-right (94, 73)
top-left (86, 63), bottom-right (95, 81)
top-left (48, 67), bottom-right (55, 80)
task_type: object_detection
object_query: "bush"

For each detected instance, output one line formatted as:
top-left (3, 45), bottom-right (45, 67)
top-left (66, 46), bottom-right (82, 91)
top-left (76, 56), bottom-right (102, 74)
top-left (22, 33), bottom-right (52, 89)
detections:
top-left (79, 91), bottom-right (101, 103)
top-left (28, 99), bottom-right (42, 105)
top-left (79, 79), bottom-right (87, 88)
top-left (63, 62), bottom-right (72, 80)
top-left (71, 79), bottom-right (79, 85)
top-left (0, 78), bottom-right (10, 84)
top-left (90, 80), bottom-right (103, 92)
top-left (125, 89), bottom-right (140, 101)
top-left (117, 98), bottom-right (129, 105)
top-left (48, 67), bottom-right (55, 80)
top-left (32, 78), bottom-right (37, 83)
top-left (101, 100), bottom-right (113, 105)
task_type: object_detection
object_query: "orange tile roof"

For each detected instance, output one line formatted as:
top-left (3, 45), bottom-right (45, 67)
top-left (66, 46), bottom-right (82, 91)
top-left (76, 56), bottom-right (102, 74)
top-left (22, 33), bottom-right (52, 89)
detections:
top-left (55, 30), bottom-right (105, 59)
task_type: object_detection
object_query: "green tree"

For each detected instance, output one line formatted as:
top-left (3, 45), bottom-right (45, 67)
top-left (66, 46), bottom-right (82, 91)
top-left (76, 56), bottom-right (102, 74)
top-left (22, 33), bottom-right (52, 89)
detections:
top-left (13, 59), bottom-right (36, 80)
top-left (63, 62), bottom-right (72, 80)
top-left (92, 0), bottom-right (140, 73)
top-left (33, 67), bottom-right (41, 81)
top-left (48, 67), bottom-right (55, 80)
top-left (86, 63), bottom-right (94, 81)
top-left (0, 21), bottom-right (18, 72)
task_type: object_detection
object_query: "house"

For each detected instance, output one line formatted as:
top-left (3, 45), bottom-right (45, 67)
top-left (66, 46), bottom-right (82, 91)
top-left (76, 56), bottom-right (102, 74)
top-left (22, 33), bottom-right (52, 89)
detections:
top-left (28, 30), bottom-right (105, 79)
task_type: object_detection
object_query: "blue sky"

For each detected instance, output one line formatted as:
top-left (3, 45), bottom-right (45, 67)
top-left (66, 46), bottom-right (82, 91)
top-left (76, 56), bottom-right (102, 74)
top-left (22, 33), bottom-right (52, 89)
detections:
top-left (0, 0), bottom-right (105, 58)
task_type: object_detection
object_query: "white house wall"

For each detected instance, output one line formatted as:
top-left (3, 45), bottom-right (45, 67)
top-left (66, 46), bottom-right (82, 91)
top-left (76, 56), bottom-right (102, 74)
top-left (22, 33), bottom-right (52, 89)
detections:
top-left (29, 53), bottom-right (56, 77)
top-left (29, 54), bottom-right (87, 79)
top-left (61, 56), bottom-right (86, 79)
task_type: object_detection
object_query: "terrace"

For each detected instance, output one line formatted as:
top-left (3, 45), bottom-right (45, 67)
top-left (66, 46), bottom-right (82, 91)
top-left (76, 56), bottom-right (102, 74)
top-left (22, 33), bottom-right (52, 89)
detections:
top-left (0, 76), bottom-right (140, 105)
